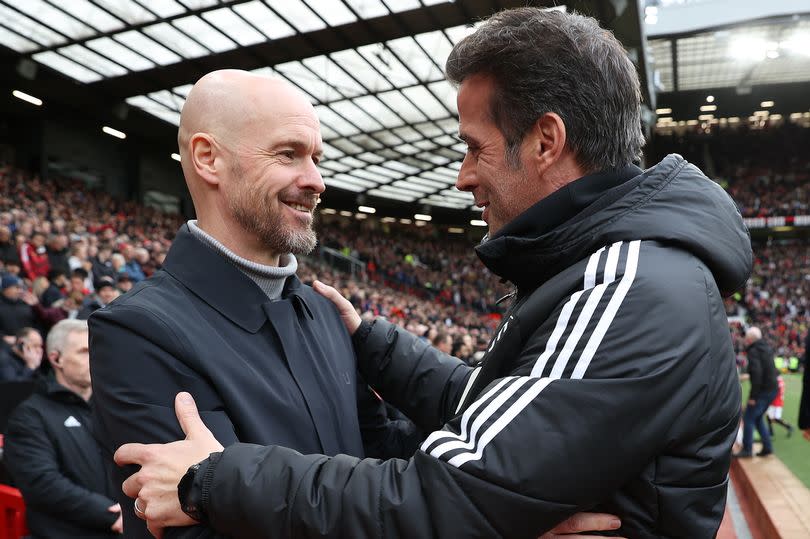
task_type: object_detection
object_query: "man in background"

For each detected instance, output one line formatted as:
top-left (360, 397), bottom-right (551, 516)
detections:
top-left (735, 326), bottom-right (779, 457)
top-left (0, 327), bottom-right (43, 382)
top-left (4, 319), bottom-right (122, 537)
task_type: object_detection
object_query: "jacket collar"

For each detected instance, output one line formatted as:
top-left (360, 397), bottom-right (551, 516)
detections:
top-left (162, 225), bottom-right (309, 333)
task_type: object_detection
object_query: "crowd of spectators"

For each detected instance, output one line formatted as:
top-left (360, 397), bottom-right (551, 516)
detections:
top-left (2, 132), bottom-right (810, 378)
top-left (726, 241), bottom-right (810, 364)
top-left (652, 123), bottom-right (810, 217)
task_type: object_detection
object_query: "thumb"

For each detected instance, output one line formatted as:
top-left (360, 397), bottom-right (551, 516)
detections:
top-left (175, 392), bottom-right (206, 439)
top-left (108, 504), bottom-right (121, 513)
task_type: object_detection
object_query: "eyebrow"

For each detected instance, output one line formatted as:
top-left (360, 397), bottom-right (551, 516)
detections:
top-left (456, 132), bottom-right (478, 146)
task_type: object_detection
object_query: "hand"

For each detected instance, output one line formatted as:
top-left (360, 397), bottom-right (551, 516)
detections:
top-left (803, 429), bottom-right (810, 442)
top-left (115, 393), bottom-right (224, 539)
top-left (21, 290), bottom-right (38, 306)
top-left (21, 342), bottom-right (42, 370)
top-left (313, 280), bottom-right (361, 335)
top-left (539, 512), bottom-right (624, 538)
top-left (108, 504), bottom-right (123, 534)
top-left (748, 399), bottom-right (756, 406)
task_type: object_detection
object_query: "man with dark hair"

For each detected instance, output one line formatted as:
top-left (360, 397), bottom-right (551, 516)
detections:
top-left (431, 331), bottom-right (453, 355)
top-left (115, 8), bottom-right (750, 538)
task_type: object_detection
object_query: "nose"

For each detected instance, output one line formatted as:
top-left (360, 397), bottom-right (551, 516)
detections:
top-left (299, 159), bottom-right (326, 195)
top-left (455, 151), bottom-right (476, 193)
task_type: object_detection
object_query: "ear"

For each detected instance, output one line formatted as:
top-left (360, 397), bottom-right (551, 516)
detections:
top-left (526, 112), bottom-right (567, 175)
top-left (48, 351), bottom-right (61, 368)
top-left (188, 133), bottom-right (223, 188)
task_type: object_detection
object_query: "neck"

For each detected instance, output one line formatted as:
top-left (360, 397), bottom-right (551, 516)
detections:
top-left (57, 376), bottom-right (92, 401)
top-left (195, 216), bottom-right (280, 266)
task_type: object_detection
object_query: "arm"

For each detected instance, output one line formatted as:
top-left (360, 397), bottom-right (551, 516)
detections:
top-left (747, 348), bottom-right (762, 400)
top-left (316, 282), bottom-right (474, 431)
top-left (3, 404), bottom-right (119, 531)
top-left (355, 377), bottom-right (422, 459)
top-left (90, 305), bottom-right (234, 539)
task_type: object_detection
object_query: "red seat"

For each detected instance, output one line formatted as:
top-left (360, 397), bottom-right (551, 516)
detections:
top-left (0, 484), bottom-right (29, 539)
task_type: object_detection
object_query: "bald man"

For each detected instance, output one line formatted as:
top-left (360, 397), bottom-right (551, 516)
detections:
top-left (88, 70), bottom-right (421, 539)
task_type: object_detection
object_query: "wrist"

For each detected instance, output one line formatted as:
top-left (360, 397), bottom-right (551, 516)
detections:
top-left (178, 452), bottom-right (222, 524)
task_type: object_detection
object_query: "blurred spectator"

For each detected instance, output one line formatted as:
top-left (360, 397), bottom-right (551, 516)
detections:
top-left (20, 231), bottom-right (50, 280)
top-left (431, 331), bottom-right (453, 355)
top-left (78, 279), bottom-right (119, 320)
top-left (0, 327), bottom-right (43, 382)
top-left (735, 327), bottom-right (780, 458)
top-left (41, 269), bottom-right (68, 307)
top-left (47, 233), bottom-right (71, 275)
top-left (3, 319), bottom-right (123, 537)
top-left (0, 274), bottom-right (36, 338)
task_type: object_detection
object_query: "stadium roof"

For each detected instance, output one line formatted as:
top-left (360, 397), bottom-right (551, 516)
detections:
top-left (0, 0), bottom-right (665, 216)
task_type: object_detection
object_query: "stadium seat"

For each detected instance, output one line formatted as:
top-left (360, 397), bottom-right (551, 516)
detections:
top-left (0, 484), bottom-right (28, 539)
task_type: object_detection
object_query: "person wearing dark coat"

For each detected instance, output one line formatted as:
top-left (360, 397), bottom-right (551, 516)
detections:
top-left (89, 72), bottom-right (422, 539)
top-left (4, 320), bottom-right (122, 538)
top-left (0, 327), bottom-right (43, 382)
top-left (0, 275), bottom-right (37, 338)
top-left (735, 326), bottom-right (780, 457)
top-left (800, 331), bottom-right (810, 440)
top-left (113, 14), bottom-right (750, 538)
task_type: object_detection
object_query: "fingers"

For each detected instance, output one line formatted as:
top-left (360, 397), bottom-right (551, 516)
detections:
top-left (122, 472), bottom-right (142, 499)
top-left (114, 443), bottom-right (150, 466)
top-left (313, 280), bottom-right (344, 304)
top-left (549, 513), bottom-right (621, 534)
top-left (108, 503), bottom-right (121, 513)
top-left (175, 392), bottom-right (205, 439)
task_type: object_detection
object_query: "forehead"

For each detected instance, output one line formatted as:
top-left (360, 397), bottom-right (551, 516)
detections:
top-left (456, 75), bottom-right (497, 135)
top-left (64, 329), bottom-right (88, 349)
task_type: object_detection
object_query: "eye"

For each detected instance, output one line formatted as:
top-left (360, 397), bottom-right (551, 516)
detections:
top-left (281, 150), bottom-right (295, 159)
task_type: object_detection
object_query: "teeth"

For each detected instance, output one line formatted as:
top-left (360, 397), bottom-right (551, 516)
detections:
top-left (288, 203), bottom-right (310, 212)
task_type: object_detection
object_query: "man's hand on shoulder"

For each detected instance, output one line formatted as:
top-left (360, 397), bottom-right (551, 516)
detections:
top-left (314, 280), bottom-right (361, 334)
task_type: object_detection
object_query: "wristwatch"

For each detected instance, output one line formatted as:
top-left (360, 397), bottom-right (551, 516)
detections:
top-left (177, 462), bottom-right (205, 523)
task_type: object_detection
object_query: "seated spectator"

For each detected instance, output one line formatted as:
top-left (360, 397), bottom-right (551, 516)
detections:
top-left (115, 273), bottom-right (133, 294)
top-left (0, 327), bottom-right (43, 382)
top-left (42, 269), bottom-right (68, 307)
top-left (20, 231), bottom-right (50, 280)
top-left (0, 225), bottom-right (18, 265)
top-left (47, 233), bottom-right (71, 276)
top-left (0, 274), bottom-right (36, 339)
top-left (78, 278), bottom-right (119, 320)
top-left (431, 331), bottom-right (453, 354)
top-left (3, 319), bottom-right (123, 538)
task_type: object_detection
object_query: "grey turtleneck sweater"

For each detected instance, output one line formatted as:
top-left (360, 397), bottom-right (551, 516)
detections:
top-left (187, 220), bottom-right (297, 300)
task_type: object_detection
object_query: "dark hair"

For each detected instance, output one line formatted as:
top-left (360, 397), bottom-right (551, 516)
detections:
top-left (15, 327), bottom-right (38, 342)
top-left (445, 7), bottom-right (644, 172)
top-left (72, 268), bottom-right (89, 279)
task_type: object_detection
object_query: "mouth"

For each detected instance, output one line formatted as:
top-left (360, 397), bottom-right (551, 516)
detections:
top-left (281, 198), bottom-right (319, 213)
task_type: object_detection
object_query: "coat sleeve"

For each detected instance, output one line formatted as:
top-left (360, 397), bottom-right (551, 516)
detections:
top-left (3, 404), bottom-right (119, 531)
top-left (355, 376), bottom-right (422, 459)
top-left (355, 319), bottom-right (476, 431)
top-left (89, 304), bottom-right (233, 539)
top-left (197, 255), bottom-right (738, 538)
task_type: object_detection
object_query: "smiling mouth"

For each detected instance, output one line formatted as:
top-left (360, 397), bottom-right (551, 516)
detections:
top-left (282, 198), bottom-right (319, 212)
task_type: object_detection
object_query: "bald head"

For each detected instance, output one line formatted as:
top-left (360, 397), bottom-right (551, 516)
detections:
top-left (179, 70), bottom-right (314, 160)
top-left (176, 69), bottom-right (326, 266)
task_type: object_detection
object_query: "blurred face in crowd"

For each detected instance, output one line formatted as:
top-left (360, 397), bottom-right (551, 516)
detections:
top-left (0, 227), bottom-right (9, 242)
top-left (117, 278), bottom-right (133, 293)
top-left (52, 330), bottom-right (91, 395)
top-left (18, 330), bottom-right (43, 369)
top-left (98, 285), bottom-right (119, 305)
top-left (3, 283), bottom-right (21, 301)
top-left (70, 275), bottom-right (84, 293)
top-left (32, 233), bottom-right (45, 248)
top-left (437, 335), bottom-right (453, 355)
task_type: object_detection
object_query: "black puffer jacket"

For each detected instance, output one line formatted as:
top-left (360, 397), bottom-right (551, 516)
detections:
top-left (194, 155), bottom-right (751, 538)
